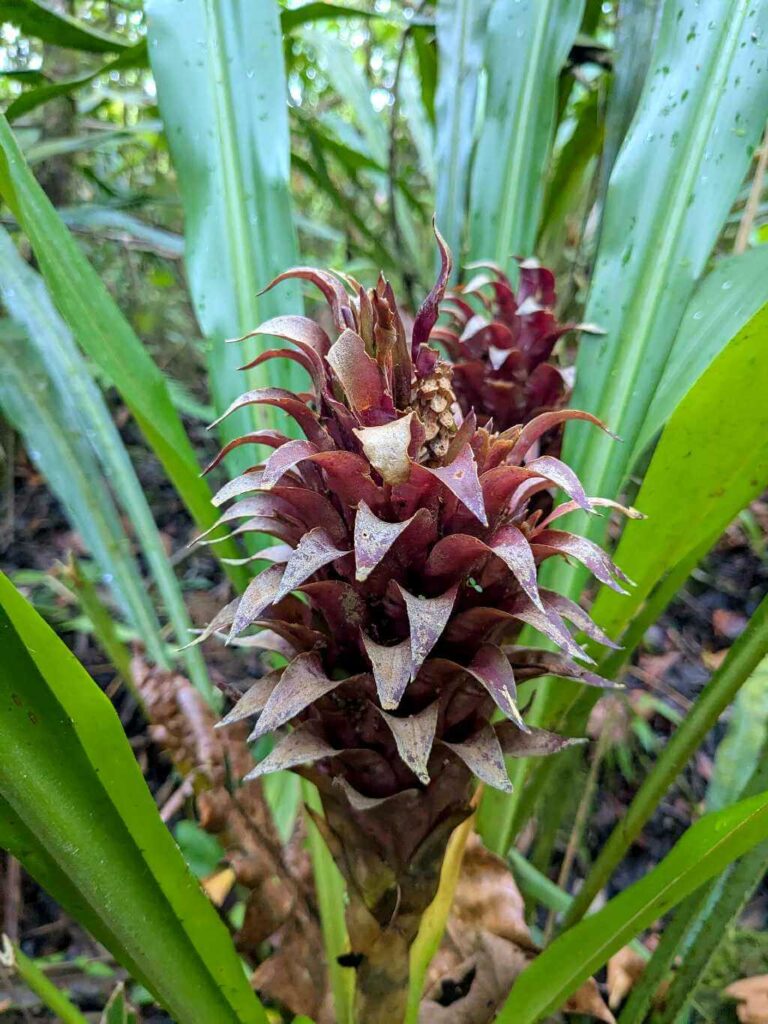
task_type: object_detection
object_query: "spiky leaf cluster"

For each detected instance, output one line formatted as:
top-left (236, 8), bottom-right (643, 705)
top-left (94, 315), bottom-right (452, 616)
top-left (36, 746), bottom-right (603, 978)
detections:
top-left (432, 259), bottom-right (587, 436)
top-left (193, 237), bottom-right (633, 869)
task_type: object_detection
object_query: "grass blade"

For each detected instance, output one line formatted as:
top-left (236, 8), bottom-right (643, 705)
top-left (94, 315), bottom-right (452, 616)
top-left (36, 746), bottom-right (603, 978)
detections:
top-left (564, 593), bottom-right (768, 928)
top-left (561, 0), bottom-right (768, 557)
top-left (0, 0), bottom-right (128, 52)
top-left (707, 656), bottom-right (768, 813)
top-left (652, 837), bottom-right (768, 1023)
top-left (620, 728), bottom-right (768, 1024)
top-left (62, 558), bottom-right (136, 700)
top-left (0, 324), bottom-right (168, 667)
top-left (632, 245), bottom-right (768, 462)
top-left (0, 937), bottom-right (88, 1024)
top-left (469, 0), bottom-right (586, 265)
top-left (301, 780), bottom-right (354, 1024)
top-left (0, 227), bottom-right (214, 700)
top-left (0, 113), bottom-right (246, 590)
top-left (0, 573), bottom-right (266, 1024)
top-left (146, 0), bottom-right (305, 470)
top-left (435, 0), bottom-right (491, 269)
top-left (497, 780), bottom-right (768, 1024)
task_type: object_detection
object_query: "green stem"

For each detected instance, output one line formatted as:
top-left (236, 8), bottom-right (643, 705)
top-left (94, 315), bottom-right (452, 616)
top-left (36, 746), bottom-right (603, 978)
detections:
top-left (564, 592), bottom-right (768, 928)
top-left (301, 780), bottom-right (355, 1024)
top-left (0, 936), bottom-right (89, 1024)
top-left (62, 558), bottom-right (140, 706)
top-left (508, 849), bottom-right (571, 914)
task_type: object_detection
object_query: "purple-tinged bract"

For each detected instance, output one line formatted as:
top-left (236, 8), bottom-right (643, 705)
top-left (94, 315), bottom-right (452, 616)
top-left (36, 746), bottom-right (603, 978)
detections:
top-left (194, 233), bottom-right (633, 1021)
top-left (432, 258), bottom-right (590, 439)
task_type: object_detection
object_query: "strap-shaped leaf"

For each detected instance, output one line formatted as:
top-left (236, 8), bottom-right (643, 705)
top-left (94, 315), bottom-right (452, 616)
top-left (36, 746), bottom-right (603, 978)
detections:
top-left (146, 0), bottom-right (305, 470)
top-left (0, 115), bottom-right (245, 587)
top-left (498, 785), bottom-right (768, 1023)
top-left (0, 573), bottom-right (265, 1024)
top-left (469, 0), bottom-right (586, 262)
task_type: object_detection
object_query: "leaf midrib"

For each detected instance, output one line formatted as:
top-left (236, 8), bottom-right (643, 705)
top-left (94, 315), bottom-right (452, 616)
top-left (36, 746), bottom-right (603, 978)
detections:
top-left (494, 0), bottom-right (555, 263)
top-left (584, 0), bottom-right (751, 497)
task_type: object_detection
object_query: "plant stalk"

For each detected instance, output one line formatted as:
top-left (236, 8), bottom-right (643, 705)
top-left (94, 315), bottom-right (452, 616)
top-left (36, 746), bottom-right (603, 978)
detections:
top-left (0, 935), bottom-right (89, 1024)
top-left (564, 592), bottom-right (768, 927)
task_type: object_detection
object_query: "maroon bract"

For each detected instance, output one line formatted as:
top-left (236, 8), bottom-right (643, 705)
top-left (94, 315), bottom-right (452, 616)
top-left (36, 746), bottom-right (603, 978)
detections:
top-left (432, 259), bottom-right (591, 439)
top-left (193, 232), bottom-right (634, 1021)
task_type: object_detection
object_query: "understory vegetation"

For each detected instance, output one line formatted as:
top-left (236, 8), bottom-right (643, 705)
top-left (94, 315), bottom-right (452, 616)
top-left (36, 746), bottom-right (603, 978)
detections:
top-left (1, 1), bottom-right (767, 1022)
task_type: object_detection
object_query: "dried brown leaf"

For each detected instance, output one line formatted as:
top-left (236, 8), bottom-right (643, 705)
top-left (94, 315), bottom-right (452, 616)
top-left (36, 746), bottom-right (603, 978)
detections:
top-left (607, 946), bottom-right (647, 1009)
top-left (563, 976), bottom-right (616, 1022)
top-left (725, 975), bottom-right (768, 1024)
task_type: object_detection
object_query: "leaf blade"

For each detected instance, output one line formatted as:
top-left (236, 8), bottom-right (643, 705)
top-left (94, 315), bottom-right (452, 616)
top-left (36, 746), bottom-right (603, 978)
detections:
top-left (0, 574), bottom-right (266, 1024)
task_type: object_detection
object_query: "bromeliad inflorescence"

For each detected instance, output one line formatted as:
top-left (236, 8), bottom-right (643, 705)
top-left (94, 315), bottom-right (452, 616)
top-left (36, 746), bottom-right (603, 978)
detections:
top-left (432, 258), bottom-right (599, 440)
top-left (190, 231), bottom-right (635, 1022)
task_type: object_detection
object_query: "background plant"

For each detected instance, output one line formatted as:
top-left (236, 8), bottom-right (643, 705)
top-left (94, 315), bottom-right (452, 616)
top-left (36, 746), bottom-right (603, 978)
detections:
top-left (0, 0), bottom-right (767, 1022)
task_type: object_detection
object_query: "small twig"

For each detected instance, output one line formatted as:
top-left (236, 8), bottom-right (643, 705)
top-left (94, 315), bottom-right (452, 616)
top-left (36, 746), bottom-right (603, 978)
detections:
top-left (2, 855), bottom-right (22, 943)
top-left (543, 707), bottom-right (615, 943)
top-left (159, 776), bottom-right (195, 823)
top-left (734, 120), bottom-right (768, 254)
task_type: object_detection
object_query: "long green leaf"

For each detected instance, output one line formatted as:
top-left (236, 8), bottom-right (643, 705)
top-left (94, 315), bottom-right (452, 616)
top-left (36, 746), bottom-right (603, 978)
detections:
top-left (0, 113), bottom-right (246, 590)
top-left (497, 783), bottom-right (768, 1024)
top-left (0, 227), bottom-right (214, 700)
top-left (0, 323), bottom-right (167, 667)
top-left (562, 0), bottom-right (768, 555)
top-left (652, 837), bottom-right (768, 1023)
top-left (707, 656), bottom-right (768, 813)
top-left (538, 85), bottom-right (603, 267)
top-left (632, 245), bottom-right (768, 461)
top-left (564, 593), bottom-right (768, 927)
top-left (620, 729), bottom-right (768, 1024)
top-left (0, 573), bottom-right (266, 1024)
top-left (434, 0), bottom-right (490, 270)
top-left (146, 0), bottom-right (304, 471)
top-left (468, 0), bottom-right (585, 265)
top-left (5, 41), bottom-right (148, 121)
top-left (0, 0), bottom-right (128, 52)
top-left (592, 300), bottom-right (768, 644)
top-left (301, 781), bottom-right (354, 1024)
top-left (600, 0), bottom-right (662, 191)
